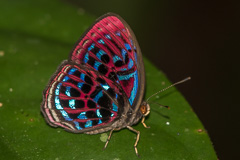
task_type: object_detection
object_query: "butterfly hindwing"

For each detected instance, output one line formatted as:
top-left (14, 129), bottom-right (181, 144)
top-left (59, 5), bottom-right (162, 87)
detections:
top-left (69, 13), bottom-right (145, 110)
top-left (41, 60), bottom-right (128, 133)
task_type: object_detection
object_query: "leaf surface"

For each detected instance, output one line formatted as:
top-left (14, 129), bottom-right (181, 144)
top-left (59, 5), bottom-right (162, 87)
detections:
top-left (0, 0), bottom-right (217, 159)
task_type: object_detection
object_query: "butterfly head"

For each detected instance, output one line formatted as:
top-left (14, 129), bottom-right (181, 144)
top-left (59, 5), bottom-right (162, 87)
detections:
top-left (140, 101), bottom-right (150, 117)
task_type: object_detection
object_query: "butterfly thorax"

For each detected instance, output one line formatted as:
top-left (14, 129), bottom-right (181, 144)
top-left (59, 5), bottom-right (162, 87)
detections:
top-left (125, 107), bottom-right (143, 126)
top-left (120, 101), bottom-right (149, 129)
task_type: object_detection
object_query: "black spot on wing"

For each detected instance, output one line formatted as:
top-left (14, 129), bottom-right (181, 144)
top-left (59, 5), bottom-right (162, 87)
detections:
top-left (87, 56), bottom-right (95, 66)
top-left (68, 113), bottom-right (79, 119)
top-left (87, 100), bottom-right (96, 108)
top-left (72, 70), bottom-right (81, 77)
top-left (98, 94), bottom-right (111, 110)
top-left (92, 120), bottom-right (99, 126)
top-left (101, 54), bottom-right (110, 63)
top-left (124, 54), bottom-right (129, 64)
top-left (86, 111), bottom-right (98, 118)
top-left (107, 88), bottom-right (115, 97)
top-left (115, 60), bottom-right (124, 67)
top-left (60, 99), bottom-right (68, 107)
top-left (100, 109), bottom-right (111, 118)
top-left (98, 64), bottom-right (108, 74)
top-left (79, 122), bottom-right (86, 128)
top-left (75, 100), bottom-right (85, 108)
top-left (70, 88), bottom-right (81, 97)
top-left (81, 84), bottom-right (91, 94)
top-left (84, 75), bottom-right (93, 85)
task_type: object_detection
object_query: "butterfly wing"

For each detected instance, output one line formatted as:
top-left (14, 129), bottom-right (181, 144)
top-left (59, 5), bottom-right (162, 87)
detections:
top-left (41, 13), bottom-right (145, 133)
top-left (41, 60), bottom-right (130, 133)
top-left (69, 13), bottom-right (145, 112)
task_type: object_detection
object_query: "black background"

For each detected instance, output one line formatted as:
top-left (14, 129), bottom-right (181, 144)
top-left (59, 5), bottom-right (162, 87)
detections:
top-left (68, 0), bottom-right (239, 159)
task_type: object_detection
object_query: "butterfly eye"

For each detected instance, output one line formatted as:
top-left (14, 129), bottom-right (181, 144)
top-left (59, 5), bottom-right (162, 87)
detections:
top-left (140, 105), bottom-right (147, 114)
top-left (140, 103), bottom-right (150, 116)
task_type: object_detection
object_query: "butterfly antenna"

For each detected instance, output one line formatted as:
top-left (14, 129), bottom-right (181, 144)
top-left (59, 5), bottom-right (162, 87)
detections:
top-left (146, 77), bottom-right (191, 102)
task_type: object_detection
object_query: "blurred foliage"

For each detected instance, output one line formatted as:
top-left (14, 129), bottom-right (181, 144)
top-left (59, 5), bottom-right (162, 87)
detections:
top-left (0, 0), bottom-right (217, 159)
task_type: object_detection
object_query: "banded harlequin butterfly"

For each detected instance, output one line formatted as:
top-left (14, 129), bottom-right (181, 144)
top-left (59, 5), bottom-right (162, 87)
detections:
top-left (41, 13), bottom-right (190, 156)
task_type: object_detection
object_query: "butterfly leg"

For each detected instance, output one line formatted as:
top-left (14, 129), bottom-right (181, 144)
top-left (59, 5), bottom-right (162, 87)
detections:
top-left (127, 126), bottom-right (140, 157)
top-left (103, 128), bottom-right (121, 150)
top-left (141, 117), bottom-right (150, 128)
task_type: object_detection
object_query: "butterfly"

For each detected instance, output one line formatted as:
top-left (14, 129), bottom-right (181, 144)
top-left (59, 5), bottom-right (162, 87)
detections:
top-left (41, 13), bottom-right (190, 156)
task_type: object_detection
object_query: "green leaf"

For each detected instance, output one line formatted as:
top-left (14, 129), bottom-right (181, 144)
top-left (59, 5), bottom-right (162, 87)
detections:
top-left (0, 0), bottom-right (217, 159)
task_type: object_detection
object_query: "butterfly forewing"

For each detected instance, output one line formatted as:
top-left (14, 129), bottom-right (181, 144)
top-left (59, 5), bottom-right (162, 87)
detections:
top-left (42, 61), bottom-right (127, 133)
top-left (69, 13), bottom-right (145, 109)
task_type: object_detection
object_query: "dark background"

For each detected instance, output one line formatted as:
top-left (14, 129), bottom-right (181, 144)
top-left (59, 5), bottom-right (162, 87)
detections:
top-left (69, 0), bottom-right (238, 159)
